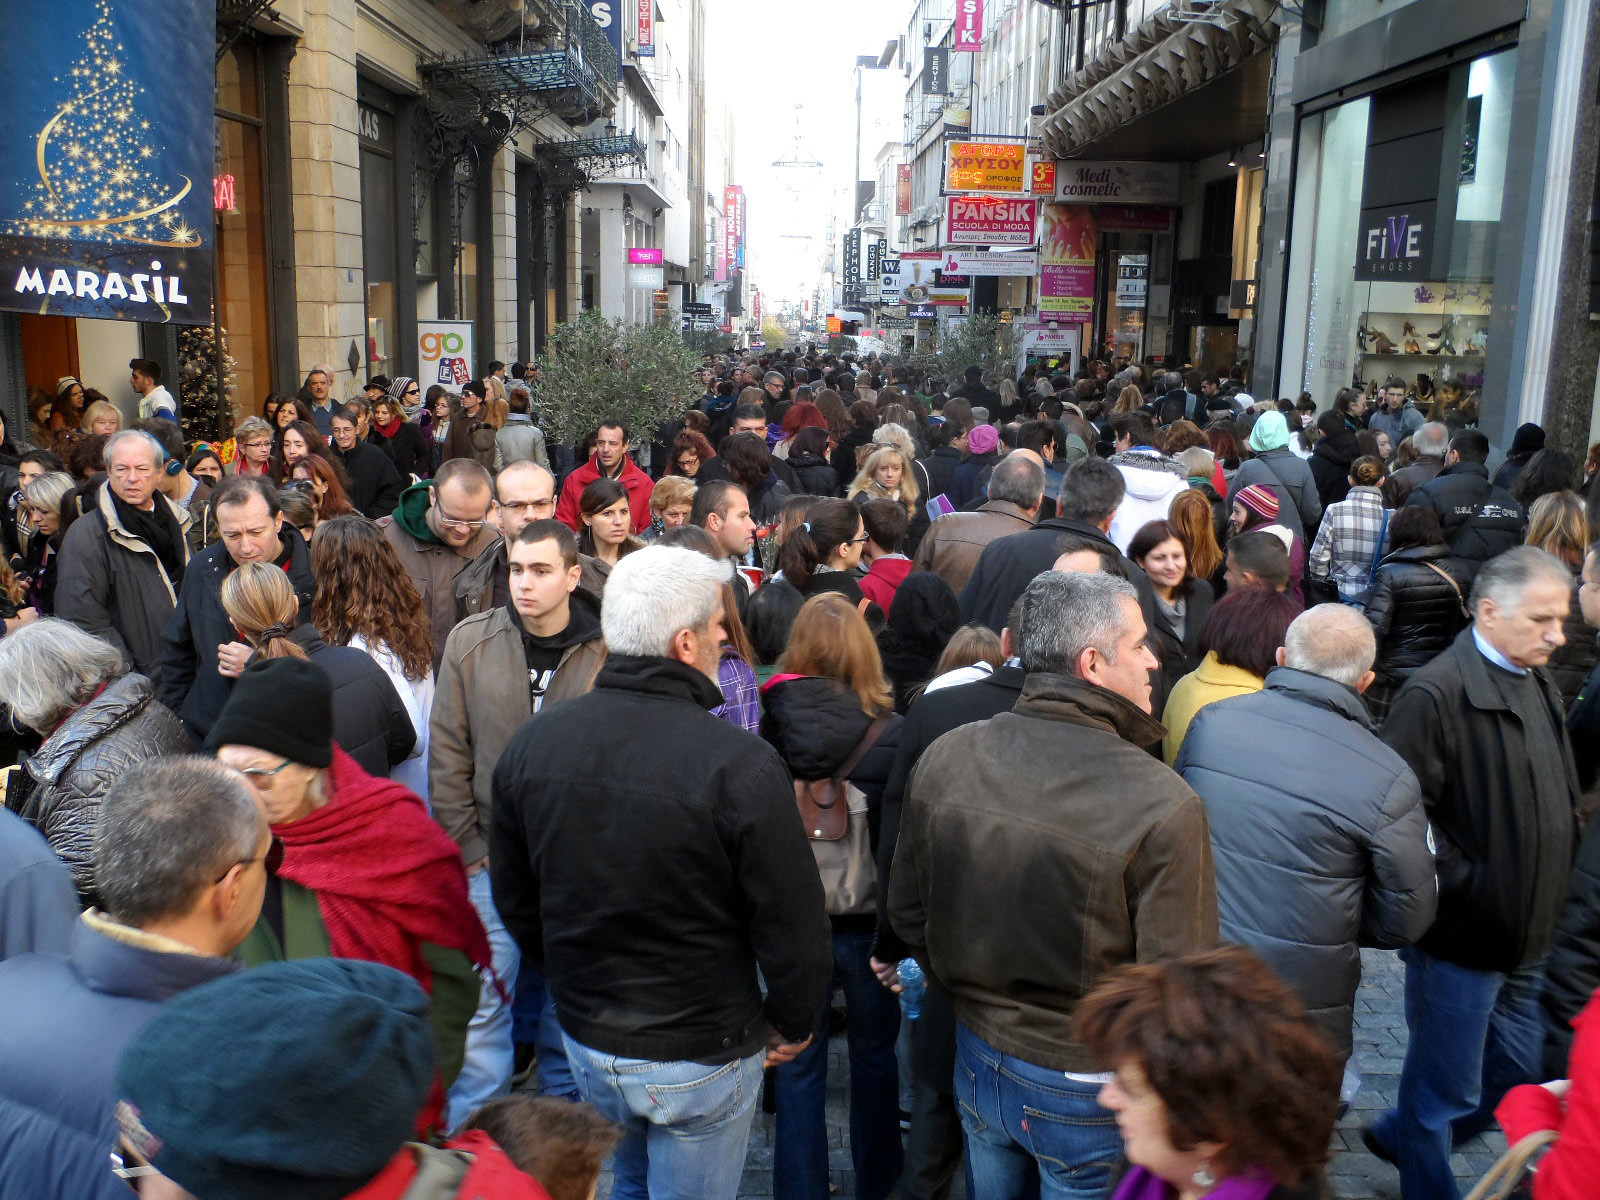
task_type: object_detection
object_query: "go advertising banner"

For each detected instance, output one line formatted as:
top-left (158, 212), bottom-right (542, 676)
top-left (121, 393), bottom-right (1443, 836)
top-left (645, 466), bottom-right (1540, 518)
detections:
top-left (419, 321), bottom-right (474, 393)
top-left (0, 0), bottom-right (215, 323)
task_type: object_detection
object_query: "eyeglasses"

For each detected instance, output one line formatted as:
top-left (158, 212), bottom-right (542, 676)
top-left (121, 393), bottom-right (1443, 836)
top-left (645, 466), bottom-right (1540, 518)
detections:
top-left (213, 836), bottom-right (285, 884)
top-left (499, 499), bottom-right (555, 515)
top-left (432, 498), bottom-right (490, 531)
top-left (111, 1149), bottom-right (160, 1189)
top-left (239, 759), bottom-right (293, 784)
top-left (404, 387), bottom-right (419, 396)
top-left (282, 479), bottom-right (315, 494)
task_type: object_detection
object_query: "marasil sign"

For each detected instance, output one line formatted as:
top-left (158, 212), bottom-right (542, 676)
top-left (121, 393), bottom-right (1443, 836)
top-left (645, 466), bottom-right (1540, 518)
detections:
top-left (945, 196), bottom-right (1036, 246)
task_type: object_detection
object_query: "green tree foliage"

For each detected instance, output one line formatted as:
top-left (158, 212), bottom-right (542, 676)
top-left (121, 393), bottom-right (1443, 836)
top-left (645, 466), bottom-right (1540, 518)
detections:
top-left (537, 310), bottom-right (701, 447)
top-left (905, 313), bottom-right (1023, 388)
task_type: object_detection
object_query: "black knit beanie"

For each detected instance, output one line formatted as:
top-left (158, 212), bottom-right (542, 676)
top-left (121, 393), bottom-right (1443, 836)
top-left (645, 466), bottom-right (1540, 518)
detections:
top-left (205, 657), bottom-right (334, 768)
top-left (114, 959), bottom-right (435, 1200)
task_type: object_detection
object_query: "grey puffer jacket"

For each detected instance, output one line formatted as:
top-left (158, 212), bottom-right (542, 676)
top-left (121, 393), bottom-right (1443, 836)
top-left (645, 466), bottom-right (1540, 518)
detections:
top-left (1175, 667), bottom-right (1437, 1059)
top-left (8, 673), bottom-right (188, 905)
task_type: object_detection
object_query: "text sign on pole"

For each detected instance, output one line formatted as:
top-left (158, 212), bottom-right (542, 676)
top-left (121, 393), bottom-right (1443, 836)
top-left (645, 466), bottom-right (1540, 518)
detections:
top-left (0, 0), bottom-right (216, 323)
top-left (636, 0), bottom-right (654, 56)
top-left (952, 0), bottom-right (984, 52)
top-left (945, 197), bottom-right (1037, 246)
top-left (942, 250), bottom-right (1040, 276)
top-left (923, 48), bottom-right (948, 95)
top-left (628, 247), bottom-right (663, 264)
top-left (1039, 203), bottom-right (1097, 315)
top-left (1053, 160), bottom-right (1181, 206)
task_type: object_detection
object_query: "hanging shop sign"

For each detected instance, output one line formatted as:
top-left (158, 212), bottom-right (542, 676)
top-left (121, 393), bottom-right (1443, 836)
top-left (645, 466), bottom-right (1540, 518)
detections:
top-left (842, 229), bottom-right (861, 299)
top-left (880, 258), bottom-right (904, 304)
top-left (944, 139), bottom-right (1029, 195)
top-left (923, 48), bottom-right (949, 95)
top-left (418, 320), bottom-right (474, 392)
top-left (1031, 160), bottom-right (1057, 196)
top-left (942, 250), bottom-right (1039, 276)
top-left (945, 196), bottom-right (1036, 246)
top-left (629, 265), bottom-right (665, 289)
top-left (952, 0), bottom-right (984, 52)
top-left (0, 0), bottom-right (216, 323)
top-left (925, 286), bottom-right (971, 306)
top-left (723, 186), bottom-right (744, 274)
top-left (585, 0), bottom-right (624, 80)
top-left (865, 238), bottom-right (883, 300)
top-left (628, 247), bottom-right (663, 264)
top-left (1038, 203), bottom-right (1097, 315)
top-left (1053, 160), bottom-right (1181, 206)
top-left (908, 304), bottom-right (937, 319)
top-left (896, 164), bottom-right (913, 216)
top-left (636, 0), bottom-right (654, 56)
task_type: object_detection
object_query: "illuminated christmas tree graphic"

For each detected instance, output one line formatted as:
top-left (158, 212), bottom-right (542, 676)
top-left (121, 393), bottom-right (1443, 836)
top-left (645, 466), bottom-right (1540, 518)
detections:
top-left (8, 0), bottom-right (200, 247)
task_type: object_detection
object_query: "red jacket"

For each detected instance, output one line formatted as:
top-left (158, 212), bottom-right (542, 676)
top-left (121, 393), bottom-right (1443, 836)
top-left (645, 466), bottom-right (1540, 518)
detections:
top-left (556, 454), bottom-right (655, 534)
top-left (1497, 987), bottom-right (1600, 1200)
top-left (346, 1131), bottom-right (551, 1199)
top-left (859, 556), bottom-right (913, 613)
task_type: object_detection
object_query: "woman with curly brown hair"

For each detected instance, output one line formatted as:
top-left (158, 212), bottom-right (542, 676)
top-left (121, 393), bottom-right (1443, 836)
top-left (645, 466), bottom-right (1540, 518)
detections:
top-left (288, 454), bottom-right (358, 525)
top-left (311, 515), bottom-right (435, 801)
top-left (1076, 944), bottom-right (1341, 1200)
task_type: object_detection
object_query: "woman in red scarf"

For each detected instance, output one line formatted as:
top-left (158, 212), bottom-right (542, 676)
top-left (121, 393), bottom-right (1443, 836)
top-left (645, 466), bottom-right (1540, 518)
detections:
top-left (209, 656), bottom-right (490, 1133)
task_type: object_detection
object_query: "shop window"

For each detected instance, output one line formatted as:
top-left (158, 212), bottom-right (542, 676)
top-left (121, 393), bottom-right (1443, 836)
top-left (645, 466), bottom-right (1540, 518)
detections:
top-left (214, 40), bottom-right (271, 422)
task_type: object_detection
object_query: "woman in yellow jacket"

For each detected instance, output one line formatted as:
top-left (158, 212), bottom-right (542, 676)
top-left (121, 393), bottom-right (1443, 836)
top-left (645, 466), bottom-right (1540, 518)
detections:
top-left (1161, 585), bottom-right (1303, 764)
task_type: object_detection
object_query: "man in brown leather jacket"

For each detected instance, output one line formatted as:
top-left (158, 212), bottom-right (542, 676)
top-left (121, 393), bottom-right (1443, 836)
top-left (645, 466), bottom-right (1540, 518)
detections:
top-left (890, 569), bottom-right (1218, 1200)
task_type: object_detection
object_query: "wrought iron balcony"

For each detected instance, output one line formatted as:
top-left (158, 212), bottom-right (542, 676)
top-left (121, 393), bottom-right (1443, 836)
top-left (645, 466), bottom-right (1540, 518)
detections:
top-left (541, 132), bottom-right (648, 174)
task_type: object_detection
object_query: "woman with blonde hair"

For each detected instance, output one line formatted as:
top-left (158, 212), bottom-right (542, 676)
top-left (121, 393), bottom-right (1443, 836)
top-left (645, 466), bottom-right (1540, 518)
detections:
top-left (219, 561), bottom-right (416, 779)
top-left (849, 444), bottom-right (920, 518)
top-left (1527, 490), bottom-right (1595, 705)
top-left (311, 515), bottom-right (436, 801)
top-left (229, 416), bottom-right (276, 479)
top-left (760, 591), bottom-right (903, 1200)
top-left (1114, 383), bottom-right (1146, 415)
top-left (78, 400), bottom-right (122, 438)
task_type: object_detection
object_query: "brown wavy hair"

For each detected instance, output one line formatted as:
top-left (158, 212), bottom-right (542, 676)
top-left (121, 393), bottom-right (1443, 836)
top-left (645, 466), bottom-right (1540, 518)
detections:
top-left (780, 592), bottom-right (892, 716)
top-left (311, 515), bottom-right (434, 681)
top-left (220, 563), bottom-right (308, 662)
top-left (290, 454), bottom-right (357, 520)
top-left (1075, 944), bottom-right (1340, 1186)
top-left (1167, 489), bottom-right (1224, 582)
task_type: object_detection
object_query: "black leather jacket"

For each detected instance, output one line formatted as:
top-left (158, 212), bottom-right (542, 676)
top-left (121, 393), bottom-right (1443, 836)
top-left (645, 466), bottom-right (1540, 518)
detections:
top-left (1362, 544), bottom-right (1472, 685)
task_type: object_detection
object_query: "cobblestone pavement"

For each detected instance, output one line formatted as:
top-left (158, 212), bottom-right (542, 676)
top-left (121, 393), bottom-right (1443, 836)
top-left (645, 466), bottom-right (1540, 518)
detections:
top-left (592, 948), bottom-right (1510, 1198)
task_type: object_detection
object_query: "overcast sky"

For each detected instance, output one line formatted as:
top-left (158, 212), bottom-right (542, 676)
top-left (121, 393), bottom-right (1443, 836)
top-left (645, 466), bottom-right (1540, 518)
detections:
top-left (709, 0), bottom-right (907, 308)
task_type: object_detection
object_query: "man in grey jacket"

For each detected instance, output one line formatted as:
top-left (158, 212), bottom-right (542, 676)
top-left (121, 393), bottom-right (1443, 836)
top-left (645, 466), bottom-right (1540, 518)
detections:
top-left (1175, 605), bottom-right (1437, 1087)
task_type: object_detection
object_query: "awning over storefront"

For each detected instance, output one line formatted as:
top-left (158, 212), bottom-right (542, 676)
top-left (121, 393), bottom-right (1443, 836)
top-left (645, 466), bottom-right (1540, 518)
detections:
top-left (1041, 0), bottom-right (1283, 161)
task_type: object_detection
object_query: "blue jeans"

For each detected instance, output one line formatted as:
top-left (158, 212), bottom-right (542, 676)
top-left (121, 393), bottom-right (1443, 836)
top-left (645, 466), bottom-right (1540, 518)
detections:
top-left (774, 930), bottom-right (903, 1200)
top-left (445, 867), bottom-right (518, 1131)
top-left (954, 1024), bottom-right (1119, 1200)
top-left (562, 1034), bottom-right (764, 1200)
top-left (511, 961), bottom-right (579, 1101)
top-left (1371, 949), bottom-right (1546, 1200)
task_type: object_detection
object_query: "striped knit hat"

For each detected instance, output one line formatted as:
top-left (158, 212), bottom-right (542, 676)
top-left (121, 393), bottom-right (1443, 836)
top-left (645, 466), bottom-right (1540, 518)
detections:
top-left (1235, 483), bottom-right (1280, 524)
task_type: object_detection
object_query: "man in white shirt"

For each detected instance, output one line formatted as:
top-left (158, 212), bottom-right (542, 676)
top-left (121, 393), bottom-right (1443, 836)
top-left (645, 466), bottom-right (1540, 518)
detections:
top-left (129, 358), bottom-right (176, 420)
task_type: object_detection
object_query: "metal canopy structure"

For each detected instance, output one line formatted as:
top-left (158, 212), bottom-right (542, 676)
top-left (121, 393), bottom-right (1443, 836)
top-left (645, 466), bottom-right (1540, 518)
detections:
top-left (1040, 0), bottom-right (1282, 159)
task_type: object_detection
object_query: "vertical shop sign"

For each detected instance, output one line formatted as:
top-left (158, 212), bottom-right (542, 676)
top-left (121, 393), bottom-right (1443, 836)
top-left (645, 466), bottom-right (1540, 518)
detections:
top-left (0, 0), bottom-right (215, 322)
top-left (1038, 203), bottom-right (1096, 317)
top-left (896, 164), bottom-right (912, 216)
top-left (723, 186), bottom-right (744, 275)
top-left (636, 0), bottom-right (654, 56)
top-left (923, 48), bottom-right (949, 94)
top-left (952, 0), bottom-right (984, 52)
top-left (584, 0), bottom-right (624, 79)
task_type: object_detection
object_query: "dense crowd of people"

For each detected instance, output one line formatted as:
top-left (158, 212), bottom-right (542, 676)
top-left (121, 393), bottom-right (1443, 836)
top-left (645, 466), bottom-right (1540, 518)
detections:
top-left (1, 347), bottom-right (1599, 1200)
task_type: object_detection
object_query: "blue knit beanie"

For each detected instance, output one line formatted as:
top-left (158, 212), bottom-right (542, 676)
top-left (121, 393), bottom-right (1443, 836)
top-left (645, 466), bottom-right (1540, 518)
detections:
top-left (114, 959), bottom-right (436, 1200)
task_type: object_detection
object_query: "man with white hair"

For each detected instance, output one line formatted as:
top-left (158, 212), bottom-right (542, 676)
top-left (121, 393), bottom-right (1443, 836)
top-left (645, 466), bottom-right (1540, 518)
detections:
top-left (1175, 604), bottom-right (1437, 1074)
top-left (1384, 419), bottom-right (1450, 507)
top-left (1366, 546), bottom-right (1580, 1198)
top-left (56, 429), bottom-right (193, 683)
top-left (489, 545), bottom-right (831, 1200)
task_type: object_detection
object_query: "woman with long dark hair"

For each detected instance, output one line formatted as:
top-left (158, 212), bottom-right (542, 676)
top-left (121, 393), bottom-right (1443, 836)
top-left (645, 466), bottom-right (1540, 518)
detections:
top-left (575, 478), bottom-right (642, 594)
top-left (1130, 518), bottom-right (1215, 702)
top-left (311, 515), bottom-right (435, 801)
top-left (277, 419), bottom-right (344, 485)
top-left (778, 497), bottom-right (878, 619)
top-left (289, 454), bottom-right (358, 525)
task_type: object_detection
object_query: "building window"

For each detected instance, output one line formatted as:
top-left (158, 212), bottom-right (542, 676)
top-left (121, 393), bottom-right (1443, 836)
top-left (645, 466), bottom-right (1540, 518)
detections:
top-left (358, 89), bottom-right (399, 381)
top-left (215, 40), bottom-right (272, 417)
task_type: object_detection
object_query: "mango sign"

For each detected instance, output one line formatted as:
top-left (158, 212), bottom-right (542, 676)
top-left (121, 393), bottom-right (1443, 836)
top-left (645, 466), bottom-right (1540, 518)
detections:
top-left (944, 140), bottom-right (1028, 194)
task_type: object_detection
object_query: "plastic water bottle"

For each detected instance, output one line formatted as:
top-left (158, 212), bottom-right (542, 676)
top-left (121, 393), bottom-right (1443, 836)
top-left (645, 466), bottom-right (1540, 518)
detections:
top-left (898, 957), bottom-right (926, 1021)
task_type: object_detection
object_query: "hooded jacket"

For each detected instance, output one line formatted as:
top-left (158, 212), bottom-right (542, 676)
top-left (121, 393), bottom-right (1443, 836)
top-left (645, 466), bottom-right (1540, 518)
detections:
top-left (1176, 667), bottom-right (1436, 1058)
top-left (1404, 461), bottom-right (1526, 564)
top-left (1106, 450), bottom-right (1189, 554)
top-left (490, 655), bottom-right (833, 1062)
top-left (1383, 627), bottom-right (1578, 972)
top-left (786, 450), bottom-right (839, 497)
top-left (56, 485), bottom-right (193, 684)
top-left (431, 590), bottom-right (606, 865)
top-left (10, 673), bottom-right (188, 904)
top-left (379, 480), bottom-right (501, 670)
top-left (1229, 447), bottom-right (1321, 546)
top-left (888, 671), bottom-right (1218, 1072)
top-left (1362, 543), bottom-right (1473, 685)
top-left (877, 571), bottom-right (961, 713)
top-left (0, 913), bottom-right (240, 1199)
top-left (158, 527), bottom-right (315, 741)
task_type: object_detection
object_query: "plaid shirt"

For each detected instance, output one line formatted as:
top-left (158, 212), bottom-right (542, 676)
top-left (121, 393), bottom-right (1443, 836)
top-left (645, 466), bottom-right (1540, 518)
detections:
top-left (711, 650), bottom-right (762, 734)
top-left (1309, 486), bottom-right (1390, 600)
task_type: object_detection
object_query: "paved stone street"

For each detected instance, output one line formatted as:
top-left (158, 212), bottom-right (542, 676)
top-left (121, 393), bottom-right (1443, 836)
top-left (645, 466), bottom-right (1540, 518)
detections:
top-left (719, 949), bottom-right (1509, 1200)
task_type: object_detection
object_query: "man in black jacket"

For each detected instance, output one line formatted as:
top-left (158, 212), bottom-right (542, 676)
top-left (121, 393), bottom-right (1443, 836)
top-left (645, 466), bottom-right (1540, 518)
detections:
top-left (951, 364), bottom-right (1004, 421)
top-left (331, 406), bottom-right (404, 519)
top-left (159, 476), bottom-right (314, 744)
top-left (1368, 546), bottom-right (1578, 1197)
top-left (490, 545), bottom-right (830, 1200)
top-left (1405, 430), bottom-right (1526, 566)
top-left (959, 456), bottom-right (1155, 634)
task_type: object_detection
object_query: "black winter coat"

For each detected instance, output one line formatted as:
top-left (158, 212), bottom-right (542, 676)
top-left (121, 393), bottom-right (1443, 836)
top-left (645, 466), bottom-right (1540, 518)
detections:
top-left (281, 626), bottom-right (415, 778)
top-left (952, 452), bottom-right (1000, 509)
top-left (1546, 568), bottom-right (1597, 708)
top-left (1542, 816), bottom-right (1600, 1076)
top-left (832, 429), bottom-right (875, 486)
top-left (1148, 580), bottom-right (1215, 702)
top-left (1405, 462), bottom-right (1526, 564)
top-left (786, 451), bottom-right (839, 497)
top-left (1362, 544), bottom-right (1472, 686)
top-left (916, 445), bottom-right (962, 504)
top-left (159, 528), bottom-right (316, 741)
top-left (334, 440), bottom-right (405, 519)
top-left (1310, 430), bottom-right (1361, 510)
top-left (9, 673), bottom-right (188, 904)
top-left (370, 423), bottom-right (430, 481)
top-left (489, 655), bottom-right (833, 1062)
top-left (1383, 628), bottom-right (1578, 972)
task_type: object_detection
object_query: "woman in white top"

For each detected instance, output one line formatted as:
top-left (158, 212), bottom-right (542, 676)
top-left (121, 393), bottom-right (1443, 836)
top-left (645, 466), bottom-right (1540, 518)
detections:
top-left (309, 515), bottom-right (436, 803)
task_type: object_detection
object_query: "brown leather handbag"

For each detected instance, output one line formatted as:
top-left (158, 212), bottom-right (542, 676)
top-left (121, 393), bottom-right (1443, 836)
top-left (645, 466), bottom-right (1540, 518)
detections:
top-left (794, 716), bottom-right (890, 842)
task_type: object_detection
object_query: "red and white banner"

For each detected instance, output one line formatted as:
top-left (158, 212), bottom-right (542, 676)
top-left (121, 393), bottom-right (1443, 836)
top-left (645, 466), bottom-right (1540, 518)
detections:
top-left (637, 0), bottom-right (654, 56)
top-left (946, 196), bottom-right (1036, 246)
top-left (723, 186), bottom-right (744, 272)
top-left (952, 0), bottom-right (983, 52)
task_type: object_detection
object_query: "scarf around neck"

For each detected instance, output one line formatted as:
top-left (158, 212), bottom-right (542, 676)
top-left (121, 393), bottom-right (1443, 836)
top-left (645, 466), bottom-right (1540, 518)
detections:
top-left (110, 490), bottom-right (185, 586)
